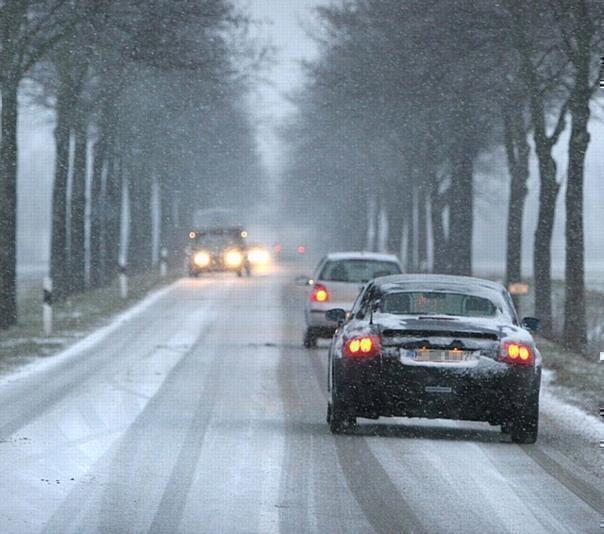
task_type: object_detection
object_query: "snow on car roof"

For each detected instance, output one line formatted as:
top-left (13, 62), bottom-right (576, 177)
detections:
top-left (324, 251), bottom-right (401, 263)
top-left (373, 274), bottom-right (507, 294)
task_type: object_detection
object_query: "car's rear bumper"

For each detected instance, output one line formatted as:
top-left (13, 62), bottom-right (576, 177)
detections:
top-left (333, 358), bottom-right (541, 423)
top-left (189, 260), bottom-right (242, 273)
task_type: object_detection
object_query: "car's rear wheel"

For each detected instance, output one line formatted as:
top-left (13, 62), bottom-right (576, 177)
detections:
top-left (507, 394), bottom-right (539, 444)
top-left (303, 328), bottom-right (318, 349)
top-left (329, 389), bottom-right (356, 434)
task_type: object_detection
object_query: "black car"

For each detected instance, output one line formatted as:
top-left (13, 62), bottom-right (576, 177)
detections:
top-left (325, 274), bottom-right (542, 443)
top-left (187, 227), bottom-right (251, 277)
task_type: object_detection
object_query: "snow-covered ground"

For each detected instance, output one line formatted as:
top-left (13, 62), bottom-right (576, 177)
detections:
top-left (0, 268), bottom-right (600, 533)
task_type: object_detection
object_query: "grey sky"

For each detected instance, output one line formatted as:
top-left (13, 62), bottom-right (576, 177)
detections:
top-left (243, 0), bottom-right (326, 176)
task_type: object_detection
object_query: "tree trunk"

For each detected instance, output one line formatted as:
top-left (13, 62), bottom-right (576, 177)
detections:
top-left (448, 141), bottom-right (474, 276)
top-left (68, 121), bottom-right (88, 294)
top-left (0, 81), bottom-right (19, 329)
top-left (503, 105), bottom-right (530, 290)
top-left (417, 185), bottom-right (428, 272)
top-left (127, 157), bottom-right (153, 272)
top-left (533, 155), bottom-right (559, 336)
top-left (430, 183), bottom-right (448, 274)
top-left (403, 191), bottom-right (415, 272)
top-left (563, 24), bottom-right (591, 354)
top-left (103, 154), bottom-right (121, 284)
top-left (50, 85), bottom-right (71, 301)
top-left (89, 137), bottom-right (106, 288)
top-left (386, 192), bottom-right (405, 257)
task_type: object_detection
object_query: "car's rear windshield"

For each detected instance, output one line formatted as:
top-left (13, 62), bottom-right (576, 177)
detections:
top-left (380, 291), bottom-right (499, 318)
top-left (319, 259), bottom-right (401, 283)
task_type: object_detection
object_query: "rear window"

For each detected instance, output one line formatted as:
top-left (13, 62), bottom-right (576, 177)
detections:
top-left (380, 291), bottom-right (498, 318)
top-left (319, 260), bottom-right (401, 283)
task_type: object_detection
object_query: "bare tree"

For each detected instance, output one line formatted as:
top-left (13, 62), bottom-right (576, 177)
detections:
top-left (0, 0), bottom-right (79, 328)
top-left (549, 0), bottom-right (603, 353)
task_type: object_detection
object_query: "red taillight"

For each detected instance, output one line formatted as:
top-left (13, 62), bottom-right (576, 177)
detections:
top-left (344, 335), bottom-right (381, 358)
top-left (310, 283), bottom-right (330, 302)
top-left (500, 341), bottom-right (534, 366)
top-left (297, 245), bottom-right (305, 254)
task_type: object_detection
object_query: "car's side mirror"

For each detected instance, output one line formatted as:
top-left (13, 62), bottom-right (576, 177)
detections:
top-left (295, 275), bottom-right (312, 286)
top-left (521, 317), bottom-right (540, 332)
top-left (326, 308), bottom-right (347, 323)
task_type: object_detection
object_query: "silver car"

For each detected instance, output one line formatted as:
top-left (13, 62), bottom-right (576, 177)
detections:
top-left (301, 252), bottom-right (402, 348)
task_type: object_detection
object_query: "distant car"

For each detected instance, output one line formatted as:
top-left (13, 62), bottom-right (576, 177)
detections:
top-left (246, 243), bottom-right (272, 266)
top-left (301, 252), bottom-right (402, 348)
top-left (325, 274), bottom-right (542, 443)
top-left (186, 227), bottom-right (251, 277)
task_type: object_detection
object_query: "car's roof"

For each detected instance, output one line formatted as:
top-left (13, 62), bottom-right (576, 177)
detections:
top-left (194, 226), bottom-right (243, 233)
top-left (372, 274), bottom-right (506, 293)
top-left (324, 251), bottom-right (401, 263)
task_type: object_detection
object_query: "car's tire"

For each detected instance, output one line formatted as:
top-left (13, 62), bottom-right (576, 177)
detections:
top-left (303, 328), bottom-right (318, 349)
top-left (508, 395), bottom-right (539, 444)
top-left (500, 422), bottom-right (512, 434)
top-left (329, 389), bottom-right (356, 434)
top-left (236, 269), bottom-right (243, 277)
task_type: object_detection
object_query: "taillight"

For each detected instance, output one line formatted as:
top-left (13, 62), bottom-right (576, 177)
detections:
top-left (311, 283), bottom-right (330, 302)
top-left (344, 335), bottom-right (381, 358)
top-left (500, 341), bottom-right (534, 366)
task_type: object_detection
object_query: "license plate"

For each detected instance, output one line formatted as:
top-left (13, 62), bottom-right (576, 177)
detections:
top-left (400, 348), bottom-right (478, 364)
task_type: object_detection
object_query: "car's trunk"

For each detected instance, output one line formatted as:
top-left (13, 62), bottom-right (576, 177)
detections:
top-left (320, 280), bottom-right (366, 309)
top-left (379, 319), bottom-right (502, 360)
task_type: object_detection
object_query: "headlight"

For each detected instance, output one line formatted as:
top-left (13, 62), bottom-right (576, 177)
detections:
top-left (193, 251), bottom-right (211, 267)
top-left (224, 249), bottom-right (243, 268)
top-left (247, 247), bottom-right (271, 265)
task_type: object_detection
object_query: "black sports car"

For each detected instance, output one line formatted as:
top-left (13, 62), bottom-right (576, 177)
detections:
top-left (326, 274), bottom-right (542, 443)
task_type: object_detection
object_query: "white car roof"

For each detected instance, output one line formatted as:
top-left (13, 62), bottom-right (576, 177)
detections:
top-left (324, 251), bottom-right (401, 264)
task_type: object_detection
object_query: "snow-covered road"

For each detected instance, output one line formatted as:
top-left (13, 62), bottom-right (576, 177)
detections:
top-left (0, 269), bottom-right (601, 533)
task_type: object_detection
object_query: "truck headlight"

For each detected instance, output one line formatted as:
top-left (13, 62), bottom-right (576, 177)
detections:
top-left (193, 251), bottom-right (211, 267)
top-left (224, 249), bottom-right (243, 268)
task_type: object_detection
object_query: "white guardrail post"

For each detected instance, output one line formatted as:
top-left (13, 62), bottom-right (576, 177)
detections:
top-left (160, 247), bottom-right (168, 278)
top-left (43, 276), bottom-right (53, 336)
top-left (119, 263), bottom-right (128, 299)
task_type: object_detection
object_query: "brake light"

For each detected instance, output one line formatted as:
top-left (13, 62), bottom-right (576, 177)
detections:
top-left (311, 283), bottom-right (329, 302)
top-left (500, 341), bottom-right (534, 366)
top-left (344, 335), bottom-right (381, 358)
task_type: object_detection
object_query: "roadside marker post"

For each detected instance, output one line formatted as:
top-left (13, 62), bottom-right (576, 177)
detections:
top-left (119, 263), bottom-right (128, 299)
top-left (43, 277), bottom-right (53, 336)
top-left (160, 248), bottom-right (168, 278)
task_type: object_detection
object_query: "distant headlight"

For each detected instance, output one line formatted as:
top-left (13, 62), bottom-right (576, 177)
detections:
top-left (224, 249), bottom-right (243, 268)
top-left (247, 247), bottom-right (271, 265)
top-left (193, 251), bottom-right (211, 268)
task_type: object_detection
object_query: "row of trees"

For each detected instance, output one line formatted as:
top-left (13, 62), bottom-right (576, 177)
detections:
top-left (0, 0), bottom-right (264, 327)
top-left (284, 0), bottom-right (603, 355)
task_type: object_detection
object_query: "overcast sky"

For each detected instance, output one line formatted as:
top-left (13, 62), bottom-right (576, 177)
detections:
top-left (243, 0), bottom-right (327, 177)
